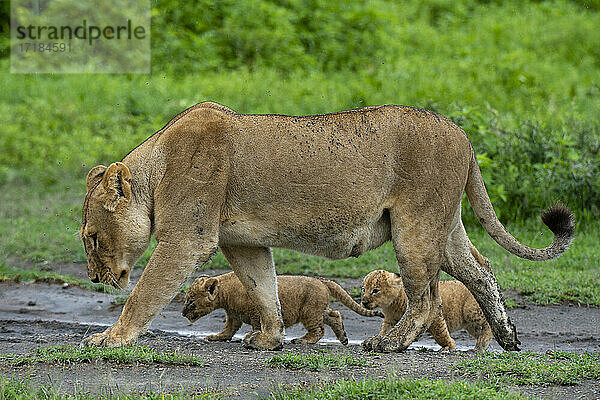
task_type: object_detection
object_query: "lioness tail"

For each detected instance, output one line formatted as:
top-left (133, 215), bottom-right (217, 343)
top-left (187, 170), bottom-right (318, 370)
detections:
top-left (318, 278), bottom-right (384, 318)
top-left (465, 148), bottom-right (574, 261)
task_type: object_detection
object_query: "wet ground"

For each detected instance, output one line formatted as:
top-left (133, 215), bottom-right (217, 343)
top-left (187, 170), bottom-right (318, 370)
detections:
top-left (0, 264), bottom-right (599, 399)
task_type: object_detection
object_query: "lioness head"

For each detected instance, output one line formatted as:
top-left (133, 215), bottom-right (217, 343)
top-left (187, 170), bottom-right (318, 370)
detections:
top-left (361, 270), bottom-right (404, 310)
top-left (182, 276), bottom-right (219, 322)
top-left (80, 162), bottom-right (151, 290)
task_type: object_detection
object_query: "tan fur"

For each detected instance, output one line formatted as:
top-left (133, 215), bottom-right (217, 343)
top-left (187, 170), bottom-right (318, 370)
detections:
top-left (80, 102), bottom-right (573, 351)
top-left (361, 270), bottom-right (492, 351)
top-left (183, 272), bottom-right (382, 345)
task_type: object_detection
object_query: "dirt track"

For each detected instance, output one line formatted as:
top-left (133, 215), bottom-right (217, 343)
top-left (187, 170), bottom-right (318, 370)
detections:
top-left (0, 265), bottom-right (599, 399)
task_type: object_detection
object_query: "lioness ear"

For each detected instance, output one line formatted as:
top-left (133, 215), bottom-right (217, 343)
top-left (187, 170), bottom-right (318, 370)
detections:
top-left (205, 278), bottom-right (218, 301)
top-left (86, 165), bottom-right (107, 192)
top-left (101, 162), bottom-right (132, 212)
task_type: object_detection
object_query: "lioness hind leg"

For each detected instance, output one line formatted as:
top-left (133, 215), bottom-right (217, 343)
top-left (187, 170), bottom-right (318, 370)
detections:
top-left (220, 245), bottom-right (284, 350)
top-left (324, 309), bottom-right (348, 345)
top-left (375, 207), bottom-right (447, 353)
top-left (442, 214), bottom-right (520, 351)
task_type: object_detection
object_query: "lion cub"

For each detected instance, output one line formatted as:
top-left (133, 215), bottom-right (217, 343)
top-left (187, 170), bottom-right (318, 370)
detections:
top-left (183, 272), bottom-right (383, 345)
top-left (361, 270), bottom-right (492, 351)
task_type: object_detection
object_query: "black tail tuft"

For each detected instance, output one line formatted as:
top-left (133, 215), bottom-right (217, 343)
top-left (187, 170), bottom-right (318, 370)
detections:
top-left (541, 203), bottom-right (575, 238)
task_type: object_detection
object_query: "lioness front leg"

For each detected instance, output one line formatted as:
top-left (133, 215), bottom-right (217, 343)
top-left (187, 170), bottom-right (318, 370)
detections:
top-left (83, 241), bottom-right (216, 347)
top-left (221, 245), bottom-right (284, 350)
top-left (207, 314), bottom-right (242, 341)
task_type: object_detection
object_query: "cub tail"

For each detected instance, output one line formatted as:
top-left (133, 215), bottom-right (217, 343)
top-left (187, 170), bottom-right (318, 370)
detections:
top-left (318, 278), bottom-right (384, 318)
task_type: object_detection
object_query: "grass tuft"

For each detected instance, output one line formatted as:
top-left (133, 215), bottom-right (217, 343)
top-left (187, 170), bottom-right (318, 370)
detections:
top-left (0, 376), bottom-right (222, 399)
top-left (0, 345), bottom-right (204, 366)
top-left (265, 378), bottom-right (528, 400)
top-left (454, 351), bottom-right (600, 386)
top-left (267, 351), bottom-right (367, 371)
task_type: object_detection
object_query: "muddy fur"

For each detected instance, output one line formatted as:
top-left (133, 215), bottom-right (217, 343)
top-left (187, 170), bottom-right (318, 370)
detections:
top-left (361, 270), bottom-right (492, 351)
top-left (183, 272), bottom-right (382, 345)
top-left (79, 102), bottom-right (573, 351)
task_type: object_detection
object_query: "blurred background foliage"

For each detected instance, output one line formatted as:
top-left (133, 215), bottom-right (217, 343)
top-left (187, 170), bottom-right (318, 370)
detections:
top-left (0, 0), bottom-right (598, 224)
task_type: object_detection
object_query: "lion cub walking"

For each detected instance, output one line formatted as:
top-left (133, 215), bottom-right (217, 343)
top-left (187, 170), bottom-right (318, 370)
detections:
top-left (183, 272), bottom-right (383, 345)
top-left (361, 270), bottom-right (493, 351)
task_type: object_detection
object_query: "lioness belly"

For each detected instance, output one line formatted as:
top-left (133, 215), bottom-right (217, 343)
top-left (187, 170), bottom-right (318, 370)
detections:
top-left (219, 208), bottom-right (391, 259)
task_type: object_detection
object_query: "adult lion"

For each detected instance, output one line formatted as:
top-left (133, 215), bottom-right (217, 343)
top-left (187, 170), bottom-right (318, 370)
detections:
top-left (80, 102), bottom-right (574, 352)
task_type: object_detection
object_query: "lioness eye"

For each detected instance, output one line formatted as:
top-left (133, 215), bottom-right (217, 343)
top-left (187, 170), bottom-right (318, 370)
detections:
top-left (371, 288), bottom-right (379, 295)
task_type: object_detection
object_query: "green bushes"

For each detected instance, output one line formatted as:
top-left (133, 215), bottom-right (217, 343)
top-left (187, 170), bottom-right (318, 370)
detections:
top-left (1, 0), bottom-right (599, 220)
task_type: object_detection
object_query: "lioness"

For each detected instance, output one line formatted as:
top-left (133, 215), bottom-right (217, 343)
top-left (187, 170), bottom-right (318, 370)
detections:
top-left (183, 272), bottom-right (382, 345)
top-left (361, 270), bottom-right (492, 351)
top-left (80, 102), bottom-right (574, 352)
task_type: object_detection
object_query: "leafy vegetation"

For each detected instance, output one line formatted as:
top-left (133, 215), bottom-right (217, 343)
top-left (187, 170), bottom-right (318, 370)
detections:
top-left (0, 345), bottom-right (204, 366)
top-left (0, 1), bottom-right (598, 307)
top-left (0, 377), bottom-right (222, 400)
top-left (266, 378), bottom-right (529, 399)
top-left (267, 351), bottom-right (367, 371)
top-left (454, 351), bottom-right (600, 386)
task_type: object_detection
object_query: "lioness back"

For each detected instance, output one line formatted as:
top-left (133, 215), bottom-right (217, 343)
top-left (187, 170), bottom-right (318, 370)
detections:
top-left (197, 104), bottom-right (471, 260)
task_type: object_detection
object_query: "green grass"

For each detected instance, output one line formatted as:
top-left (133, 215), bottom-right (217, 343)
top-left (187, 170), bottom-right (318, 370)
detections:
top-left (266, 378), bottom-right (529, 400)
top-left (0, 377), bottom-right (221, 400)
top-left (267, 351), bottom-right (367, 371)
top-left (1, 0), bottom-right (598, 309)
top-left (454, 351), bottom-right (600, 386)
top-left (0, 345), bottom-right (204, 366)
top-left (0, 264), bottom-right (116, 294)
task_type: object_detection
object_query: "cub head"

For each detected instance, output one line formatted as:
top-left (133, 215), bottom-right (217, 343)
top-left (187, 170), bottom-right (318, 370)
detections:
top-left (182, 276), bottom-right (219, 322)
top-left (80, 162), bottom-right (151, 290)
top-left (361, 270), bottom-right (404, 310)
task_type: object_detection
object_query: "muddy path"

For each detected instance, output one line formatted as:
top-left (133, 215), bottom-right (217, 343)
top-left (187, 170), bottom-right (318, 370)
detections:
top-left (0, 267), bottom-right (599, 399)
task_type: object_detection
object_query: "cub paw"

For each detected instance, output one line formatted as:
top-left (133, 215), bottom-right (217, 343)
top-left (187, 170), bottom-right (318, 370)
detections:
top-left (243, 331), bottom-right (283, 351)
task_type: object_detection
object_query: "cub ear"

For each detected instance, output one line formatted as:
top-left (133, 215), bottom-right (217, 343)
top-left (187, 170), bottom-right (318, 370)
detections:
top-left (391, 272), bottom-right (404, 287)
top-left (101, 162), bottom-right (132, 212)
top-left (205, 277), bottom-right (219, 301)
top-left (86, 165), bottom-right (107, 192)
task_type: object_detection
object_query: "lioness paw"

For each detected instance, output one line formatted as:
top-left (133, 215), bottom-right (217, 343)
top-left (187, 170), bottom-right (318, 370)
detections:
top-left (243, 331), bottom-right (283, 351)
top-left (81, 327), bottom-right (135, 348)
top-left (373, 337), bottom-right (407, 353)
top-left (361, 335), bottom-right (381, 351)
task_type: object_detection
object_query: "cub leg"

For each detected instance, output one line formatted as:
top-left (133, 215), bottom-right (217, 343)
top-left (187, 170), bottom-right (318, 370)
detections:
top-left (220, 245), bottom-right (284, 350)
top-left (464, 315), bottom-right (493, 352)
top-left (427, 314), bottom-right (456, 351)
top-left (442, 215), bottom-right (520, 351)
top-left (375, 207), bottom-right (447, 353)
top-left (323, 309), bottom-right (348, 346)
top-left (293, 314), bottom-right (326, 345)
top-left (207, 313), bottom-right (243, 341)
